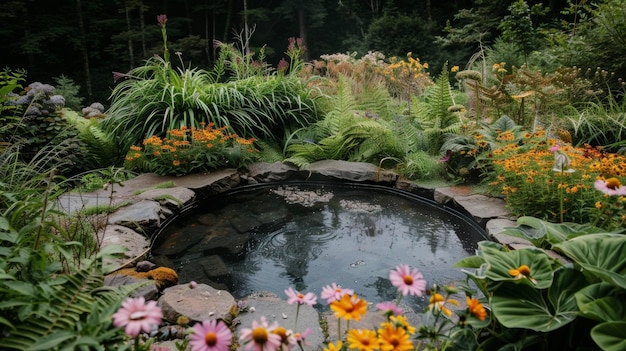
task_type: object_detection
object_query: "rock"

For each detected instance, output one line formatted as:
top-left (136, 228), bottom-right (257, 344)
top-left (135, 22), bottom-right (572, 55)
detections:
top-left (176, 254), bottom-right (231, 288)
top-left (107, 200), bottom-right (165, 233)
top-left (434, 187), bottom-right (511, 226)
top-left (486, 218), bottom-right (519, 238)
top-left (247, 162), bottom-right (299, 183)
top-left (189, 226), bottom-right (249, 257)
top-left (152, 223), bottom-right (211, 256)
top-left (98, 224), bottom-right (149, 269)
top-left (136, 260), bottom-right (157, 272)
top-left (110, 267), bottom-right (178, 290)
top-left (158, 283), bottom-right (236, 324)
top-left (304, 160), bottom-right (398, 183)
top-left (235, 291), bottom-right (325, 349)
top-left (136, 187), bottom-right (195, 211)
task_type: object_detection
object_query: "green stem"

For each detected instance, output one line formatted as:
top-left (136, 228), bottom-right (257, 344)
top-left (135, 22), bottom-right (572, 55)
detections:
top-left (294, 304), bottom-right (300, 331)
top-left (337, 319), bottom-right (341, 343)
top-left (558, 170), bottom-right (565, 223)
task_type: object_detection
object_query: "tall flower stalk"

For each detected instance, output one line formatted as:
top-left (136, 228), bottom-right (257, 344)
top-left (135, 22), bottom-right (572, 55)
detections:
top-left (157, 14), bottom-right (169, 66)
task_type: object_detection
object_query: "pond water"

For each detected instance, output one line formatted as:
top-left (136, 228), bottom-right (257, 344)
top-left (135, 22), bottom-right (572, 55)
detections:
top-left (151, 182), bottom-right (486, 311)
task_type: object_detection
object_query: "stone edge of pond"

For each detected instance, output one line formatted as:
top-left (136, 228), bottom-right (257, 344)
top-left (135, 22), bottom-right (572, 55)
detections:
top-left (55, 160), bottom-right (568, 350)
top-left (57, 160), bottom-right (525, 271)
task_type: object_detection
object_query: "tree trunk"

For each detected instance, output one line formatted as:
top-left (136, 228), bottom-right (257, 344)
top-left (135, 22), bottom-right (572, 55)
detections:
top-left (243, 0), bottom-right (250, 55)
top-left (139, 0), bottom-right (146, 58)
top-left (76, 0), bottom-right (93, 101)
top-left (298, 6), bottom-right (309, 60)
top-left (125, 1), bottom-right (135, 69)
top-left (222, 0), bottom-right (233, 42)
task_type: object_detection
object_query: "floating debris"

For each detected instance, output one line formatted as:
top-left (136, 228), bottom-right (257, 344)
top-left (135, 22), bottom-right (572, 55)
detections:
top-left (339, 199), bottom-right (382, 213)
top-left (350, 260), bottom-right (366, 267)
top-left (271, 186), bottom-right (334, 207)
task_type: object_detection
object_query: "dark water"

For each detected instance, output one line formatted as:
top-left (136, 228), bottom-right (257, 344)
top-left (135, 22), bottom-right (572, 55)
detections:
top-left (151, 183), bottom-right (486, 310)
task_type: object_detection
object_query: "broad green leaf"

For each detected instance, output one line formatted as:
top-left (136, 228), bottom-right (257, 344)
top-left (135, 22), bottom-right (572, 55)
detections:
top-left (575, 283), bottom-right (626, 322)
top-left (547, 268), bottom-right (588, 319)
top-left (497, 216), bottom-right (548, 247)
top-left (581, 297), bottom-right (626, 324)
top-left (491, 281), bottom-right (577, 332)
top-left (591, 322), bottom-right (626, 351)
top-left (553, 234), bottom-right (626, 289)
top-left (454, 255), bottom-right (485, 269)
top-left (477, 240), bottom-right (507, 253)
top-left (482, 245), bottom-right (554, 289)
top-left (448, 328), bottom-right (478, 351)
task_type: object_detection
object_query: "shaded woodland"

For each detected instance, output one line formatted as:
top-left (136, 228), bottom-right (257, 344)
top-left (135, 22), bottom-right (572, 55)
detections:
top-left (0, 0), bottom-right (591, 103)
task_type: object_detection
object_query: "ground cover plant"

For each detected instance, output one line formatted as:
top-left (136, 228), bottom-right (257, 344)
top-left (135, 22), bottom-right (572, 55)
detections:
top-left (2, 4), bottom-right (626, 350)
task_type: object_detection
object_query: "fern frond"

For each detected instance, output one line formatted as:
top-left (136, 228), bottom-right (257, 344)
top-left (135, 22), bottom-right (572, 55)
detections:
top-left (2, 258), bottom-right (139, 350)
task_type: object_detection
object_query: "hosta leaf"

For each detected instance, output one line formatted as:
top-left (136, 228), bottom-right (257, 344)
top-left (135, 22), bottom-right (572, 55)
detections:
top-left (453, 255), bottom-right (485, 269)
top-left (575, 282), bottom-right (626, 322)
top-left (491, 268), bottom-right (585, 332)
top-left (553, 234), bottom-right (626, 289)
top-left (591, 322), bottom-right (626, 351)
top-left (482, 245), bottom-right (554, 289)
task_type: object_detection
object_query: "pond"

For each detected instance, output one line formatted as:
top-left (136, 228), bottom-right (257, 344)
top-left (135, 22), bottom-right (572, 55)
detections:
top-left (150, 182), bottom-right (487, 311)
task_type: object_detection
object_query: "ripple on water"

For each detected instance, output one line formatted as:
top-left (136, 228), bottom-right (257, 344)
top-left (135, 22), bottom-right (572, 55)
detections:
top-left (151, 184), bottom-right (486, 312)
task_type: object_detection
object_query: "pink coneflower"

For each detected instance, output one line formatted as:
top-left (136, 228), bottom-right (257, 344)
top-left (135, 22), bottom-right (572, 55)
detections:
top-left (389, 264), bottom-right (427, 297)
top-left (239, 316), bottom-right (282, 351)
top-left (271, 326), bottom-right (296, 351)
top-left (284, 287), bottom-right (317, 306)
top-left (294, 328), bottom-right (312, 348)
top-left (189, 319), bottom-right (233, 351)
top-left (594, 178), bottom-right (626, 196)
top-left (320, 283), bottom-right (354, 303)
top-left (112, 296), bottom-right (162, 337)
top-left (376, 301), bottom-right (404, 316)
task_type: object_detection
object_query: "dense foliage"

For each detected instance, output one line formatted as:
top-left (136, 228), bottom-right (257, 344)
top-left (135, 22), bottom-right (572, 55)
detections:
top-left (2, 0), bottom-right (626, 104)
top-left (1, 0), bottom-right (626, 350)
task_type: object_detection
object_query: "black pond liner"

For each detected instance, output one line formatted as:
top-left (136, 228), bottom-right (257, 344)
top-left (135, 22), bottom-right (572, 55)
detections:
top-left (150, 180), bottom-right (489, 309)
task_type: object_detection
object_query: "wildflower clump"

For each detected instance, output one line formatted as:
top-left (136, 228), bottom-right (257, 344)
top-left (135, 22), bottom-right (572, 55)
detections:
top-left (485, 130), bottom-right (626, 229)
top-left (124, 123), bottom-right (258, 176)
top-left (379, 52), bottom-right (432, 101)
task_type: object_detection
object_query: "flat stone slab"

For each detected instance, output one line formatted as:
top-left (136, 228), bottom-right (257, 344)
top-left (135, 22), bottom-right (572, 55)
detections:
top-left (98, 224), bottom-right (150, 269)
top-left (135, 187), bottom-right (195, 210)
top-left (486, 218), bottom-right (519, 238)
top-left (107, 200), bottom-right (165, 232)
top-left (246, 162), bottom-right (299, 183)
top-left (235, 291), bottom-right (325, 350)
top-left (159, 283), bottom-right (236, 324)
top-left (304, 160), bottom-right (398, 183)
top-left (434, 187), bottom-right (510, 223)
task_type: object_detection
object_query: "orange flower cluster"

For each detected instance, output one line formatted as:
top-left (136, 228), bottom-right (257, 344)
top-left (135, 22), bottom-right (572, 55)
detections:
top-left (124, 123), bottom-right (258, 176)
top-left (380, 53), bottom-right (432, 99)
top-left (486, 131), bottom-right (626, 226)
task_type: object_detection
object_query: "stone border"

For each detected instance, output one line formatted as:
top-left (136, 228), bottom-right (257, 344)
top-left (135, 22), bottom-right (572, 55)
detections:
top-left (57, 160), bottom-right (520, 271)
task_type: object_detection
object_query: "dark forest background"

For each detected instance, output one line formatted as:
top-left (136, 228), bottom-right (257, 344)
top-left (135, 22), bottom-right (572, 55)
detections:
top-left (2, 0), bottom-right (624, 105)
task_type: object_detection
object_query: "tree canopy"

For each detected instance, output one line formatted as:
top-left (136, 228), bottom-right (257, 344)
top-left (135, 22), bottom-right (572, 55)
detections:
top-left (1, 0), bottom-right (623, 104)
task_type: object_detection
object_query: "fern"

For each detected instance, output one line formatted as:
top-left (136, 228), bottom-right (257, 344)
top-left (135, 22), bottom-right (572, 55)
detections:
top-left (414, 63), bottom-right (462, 154)
top-left (1, 255), bottom-right (141, 351)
